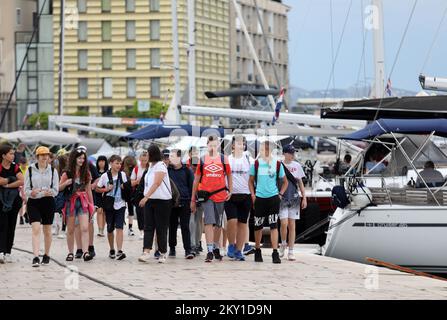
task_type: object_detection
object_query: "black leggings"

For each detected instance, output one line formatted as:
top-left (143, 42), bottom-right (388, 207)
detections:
top-left (0, 196), bottom-right (21, 254)
top-left (135, 205), bottom-right (145, 231)
top-left (143, 199), bottom-right (172, 253)
top-left (169, 205), bottom-right (191, 252)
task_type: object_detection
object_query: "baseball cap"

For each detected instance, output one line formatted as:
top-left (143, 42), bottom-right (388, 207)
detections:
top-left (36, 146), bottom-right (50, 156)
top-left (282, 144), bottom-right (295, 154)
top-left (162, 149), bottom-right (170, 157)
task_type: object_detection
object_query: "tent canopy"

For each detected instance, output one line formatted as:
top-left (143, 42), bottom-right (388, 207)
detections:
top-left (125, 124), bottom-right (225, 141)
top-left (340, 118), bottom-right (447, 141)
top-left (0, 130), bottom-right (81, 145)
top-left (321, 95), bottom-right (447, 121)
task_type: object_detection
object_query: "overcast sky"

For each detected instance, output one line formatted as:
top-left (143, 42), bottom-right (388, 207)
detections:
top-left (283, 0), bottom-right (447, 92)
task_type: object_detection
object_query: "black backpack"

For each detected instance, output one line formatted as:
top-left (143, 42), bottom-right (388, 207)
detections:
top-left (331, 185), bottom-right (350, 209)
top-left (132, 169), bottom-right (148, 206)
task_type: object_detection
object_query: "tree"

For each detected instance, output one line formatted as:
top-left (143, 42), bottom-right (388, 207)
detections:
top-left (114, 100), bottom-right (165, 118)
top-left (26, 112), bottom-right (50, 130)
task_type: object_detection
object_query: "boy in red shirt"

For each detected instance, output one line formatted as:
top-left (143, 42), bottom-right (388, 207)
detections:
top-left (191, 135), bottom-right (232, 262)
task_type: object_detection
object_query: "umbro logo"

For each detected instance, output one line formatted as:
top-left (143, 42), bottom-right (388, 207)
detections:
top-left (205, 164), bottom-right (222, 173)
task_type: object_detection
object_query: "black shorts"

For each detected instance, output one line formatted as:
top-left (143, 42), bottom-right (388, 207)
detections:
top-left (253, 195), bottom-right (280, 231)
top-left (127, 201), bottom-right (135, 216)
top-left (93, 192), bottom-right (104, 208)
top-left (105, 207), bottom-right (126, 233)
top-left (27, 197), bottom-right (55, 225)
top-left (224, 194), bottom-right (252, 223)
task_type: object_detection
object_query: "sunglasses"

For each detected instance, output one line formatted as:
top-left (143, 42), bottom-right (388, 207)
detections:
top-left (76, 146), bottom-right (87, 153)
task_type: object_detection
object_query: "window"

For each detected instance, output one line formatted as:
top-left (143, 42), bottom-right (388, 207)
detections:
top-left (78, 78), bottom-right (88, 98)
top-left (102, 0), bottom-right (111, 12)
top-left (150, 48), bottom-right (160, 68)
top-left (78, 50), bottom-right (87, 70)
top-left (126, 49), bottom-right (136, 69)
top-left (103, 78), bottom-right (113, 98)
top-left (77, 0), bottom-right (87, 13)
top-left (78, 21), bottom-right (87, 41)
top-left (126, 0), bottom-right (135, 12)
top-left (102, 49), bottom-right (112, 70)
top-left (101, 106), bottom-right (113, 117)
top-left (16, 8), bottom-right (21, 25)
top-left (127, 78), bottom-right (136, 98)
top-left (151, 77), bottom-right (160, 97)
top-left (102, 21), bottom-right (111, 41)
top-left (150, 20), bottom-right (160, 40)
top-left (126, 21), bottom-right (136, 41)
top-left (150, 0), bottom-right (160, 12)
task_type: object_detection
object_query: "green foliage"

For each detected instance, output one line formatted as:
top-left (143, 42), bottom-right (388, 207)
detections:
top-left (114, 100), bottom-right (165, 118)
top-left (26, 112), bottom-right (50, 130)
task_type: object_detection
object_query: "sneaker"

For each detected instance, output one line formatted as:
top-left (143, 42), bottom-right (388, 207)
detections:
top-left (57, 233), bottom-right (66, 239)
top-left (158, 253), bottom-right (167, 263)
top-left (279, 243), bottom-right (287, 258)
top-left (97, 231), bottom-right (105, 237)
top-left (272, 250), bottom-right (281, 264)
top-left (139, 233), bottom-right (144, 240)
top-left (75, 249), bottom-right (83, 259)
top-left (193, 246), bottom-right (200, 256)
top-left (0, 254), bottom-right (5, 264)
top-left (88, 247), bottom-right (96, 259)
top-left (168, 248), bottom-right (176, 258)
top-left (4, 254), bottom-right (12, 263)
top-left (128, 229), bottom-right (135, 236)
top-left (19, 216), bottom-right (24, 225)
top-left (154, 250), bottom-right (161, 259)
top-left (41, 254), bottom-right (50, 265)
top-left (221, 248), bottom-right (227, 257)
top-left (205, 251), bottom-right (214, 262)
top-left (254, 248), bottom-right (263, 262)
top-left (227, 244), bottom-right (235, 259)
top-left (185, 252), bottom-right (194, 259)
top-left (288, 251), bottom-right (296, 261)
top-left (32, 256), bottom-right (40, 267)
top-left (234, 250), bottom-right (245, 261)
top-left (198, 242), bottom-right (203, 252)
top-left (83, 252), bottom-right (93, 262)
top-left (116, 251), bottom-right (126, 260)
top-left (243, 243), bottom-right (255, 255)
top-left (109, 249), bottom-right (116, 259)
top-left (213, 248), bottom-right (223, 261)
top-left (138, 252), bottom-right (150, 263)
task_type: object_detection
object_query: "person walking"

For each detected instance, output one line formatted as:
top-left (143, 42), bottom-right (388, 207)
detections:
top-left (122, 155), bottom-right (137, 236)
top-left (130, 151), bottom-right (149, 240)
top-left (138, 145), bottom-right (172, 264)
top-left (24, 146), bottom-right (59, 267)
top-left (94, 155), bottom-right (108, 237)
top-left (0, 144), bottom-right (24, 264)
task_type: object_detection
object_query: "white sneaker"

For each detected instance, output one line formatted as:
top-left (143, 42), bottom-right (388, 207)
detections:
top-left (279, 244), bottom-right (287, 258)
top-left (4, 253), bottom-right (12, 263)
top-left (288, 251), bottom-right (296, 261)
top-left (0, 254), bottom-right (5, 264)
top-left (138, 252), bottom-right (151, 263)
top-left (128, 229), bottom-right (135, 236)
top-left (57, 233), bottom-right (66, 239)
top-left (221, 248), bottom-right (227, 257)
top-left (158, 254), bottom-right (167, 263)
top-left (139, 233), bottom-right (144, 240)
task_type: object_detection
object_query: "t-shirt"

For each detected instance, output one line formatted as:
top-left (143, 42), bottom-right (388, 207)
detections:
top-left (0, 163), bottom-right (20, 190)
top-left (282, 161), bottom-right (305, 201)
top-left (97, 171), bottom-right (127, 210)
top-left (130, 164), bottom-right (146, 181)
top-left (196, 154), bottom-right (231, 203)
top-left (228, 154), bottom-right (253, 195)
top-left (144, 161), bottom-right (172, 200)
top-left (249, 158), bottom-right (285, 198)
top-left (417, 168), bottom-right (445, 187)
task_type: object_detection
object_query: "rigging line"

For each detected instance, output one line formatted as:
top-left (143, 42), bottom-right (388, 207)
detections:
top-left (420, 3), bottom-right (447, 73)
top-left (355, 0), bottom-right (369, 97)
top-left (322, 0), bottom-right (354, 104)
top-left (373, 0), bottom-right (418, 121)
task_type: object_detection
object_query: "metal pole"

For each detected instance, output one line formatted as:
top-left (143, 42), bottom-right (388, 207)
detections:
top-left (372, 0), bottom-right (385, 98)
top-left (58, 0), bottom-right (65, 116)
top-left (171, 0), bottom-right (181, 123)
top-left (187, 0), bottom-right (196, 123)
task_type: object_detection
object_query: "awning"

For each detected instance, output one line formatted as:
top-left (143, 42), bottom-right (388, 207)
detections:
top-left (321, 95), bottom-right (447, 121)
top-left (0, 130), bottom-right (81, 145)
top-left (125, 124), bottom-right (225, 140)
top-left (340, 118), bottom-right (447, 140)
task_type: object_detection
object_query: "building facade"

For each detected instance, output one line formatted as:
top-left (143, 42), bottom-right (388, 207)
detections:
top-left (229, 0), bottom-right (289, 109)
top-left (53, 0), bottom-right (230, 119)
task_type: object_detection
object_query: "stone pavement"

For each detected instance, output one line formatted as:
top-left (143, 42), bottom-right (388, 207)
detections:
top-left (1, 223), bottom-right (447, 300)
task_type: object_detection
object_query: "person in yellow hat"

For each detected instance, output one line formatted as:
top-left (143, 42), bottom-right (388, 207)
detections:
top-left (24, 146), bottom-right (59, 267)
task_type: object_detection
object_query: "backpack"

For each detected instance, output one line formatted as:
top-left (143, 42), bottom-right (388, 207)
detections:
top-left (282, 162), bottom-right (298, 190)
top-left (167, 178), bottom-right (181, 208)
top-left (254, 159), bottom-right (282, 186)
top-left (107, 170), bottom-right (132, 204)
top-left (132, 169), bottom-right (148, 206)
top-left (331, 185), bottom-right (350, 209)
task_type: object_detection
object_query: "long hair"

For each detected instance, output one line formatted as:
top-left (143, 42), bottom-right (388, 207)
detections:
top-left (122, 155), bottom-right (136, 177)
top-left (56, 154), bottom-right (68, 176)
top-left (0, 143), bottom-right (14, 161)
top-left (147, 144), bottom-right (162, 164)
top-left (96, 155), bottom-right (109, 173)
top-left (67, 149), bottom-right (89, 185)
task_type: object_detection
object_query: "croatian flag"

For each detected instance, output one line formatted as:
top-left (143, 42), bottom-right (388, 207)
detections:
top-left (272, 88), bottom-right (284, 124)
top-left (386, 78), bottom-right (392, 96)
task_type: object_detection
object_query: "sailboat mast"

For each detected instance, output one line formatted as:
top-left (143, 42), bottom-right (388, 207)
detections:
top-left (58, 0), bottom-right (65, 116)
top-left (372, 0), bottom-right (385, 98)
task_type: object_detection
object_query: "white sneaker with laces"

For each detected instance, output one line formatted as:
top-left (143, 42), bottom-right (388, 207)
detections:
top-left (279, 244), bottom-right (287, 258)
top-left (288, 251), bottom-right (296, 261)
top-left (138, 252), bottom-right (151, 262)
top-left (4, 253), bottom-right (12, 263)
top-left (128, 229), bottom-right (135, 236)
top-left (158, 254), bottom-right (167, 263)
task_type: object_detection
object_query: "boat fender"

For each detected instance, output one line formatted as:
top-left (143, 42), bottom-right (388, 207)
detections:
top-left (331, 185), bottom-right (350, 209)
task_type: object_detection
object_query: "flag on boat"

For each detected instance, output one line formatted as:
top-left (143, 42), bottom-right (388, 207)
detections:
top-left (272, 88), bottom-right (284, 124)
top-left (386, 78), bottom-right (392, 96)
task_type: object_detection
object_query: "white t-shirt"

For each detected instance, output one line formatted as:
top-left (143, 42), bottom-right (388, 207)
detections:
top-left (97, 171), bottom-right (128, 210)
top-left (228, 153), bottom-right (253, 194)
top-left (144, 161), bottom-right (172, 200)
top-left (283, 161), bottom-right (306, 180)
top-left (130, 164), bottom-right (146, 181)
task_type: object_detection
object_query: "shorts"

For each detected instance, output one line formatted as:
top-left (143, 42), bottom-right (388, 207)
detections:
top-left (253, 195), bottom-right (280, 231)
top-left (65, 198), bottom-right (89, 218)
top-left (105, 207), bottom-right (126, 233)
top-left (127, 201), bottom-right (135, 216)
top-left (224, 194), bottom-right (252, 223)
top-left (279, 202), bottom-right (300, 220)
top-left (27, 197), bottom-right (55, 225)
top-left (93, 192), bottom-right (104, 208)
top-left (202, 200), bottom-right (225, 227)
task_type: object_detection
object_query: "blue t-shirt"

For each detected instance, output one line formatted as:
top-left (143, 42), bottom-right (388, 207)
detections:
top-left (250, 158), bottom-right (285, 198)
